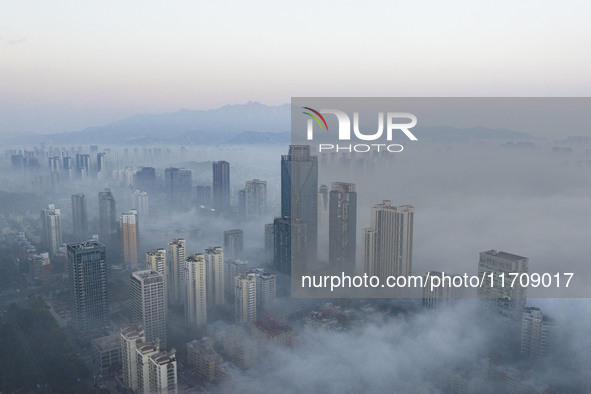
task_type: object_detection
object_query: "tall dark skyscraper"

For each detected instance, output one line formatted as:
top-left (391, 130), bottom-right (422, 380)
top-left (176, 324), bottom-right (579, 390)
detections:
top-left (273, 217), bottom-right (307, 275)
top-left (212, 161), bottom-right (230, 213)
top-left (165, 167), bottom-right (192, 209)
top-left (329, 182), bottom-right (357, 274)
top-left (71, 193), bottom-right (88, 242)
top-left (281, 145), bottom-right (318, 260)
top-left (99, 188), bottom-right (118, 250)
top-left (134, 166), bottom-right (156, 192)
top-left (68, 241), bottom-right (108, 333)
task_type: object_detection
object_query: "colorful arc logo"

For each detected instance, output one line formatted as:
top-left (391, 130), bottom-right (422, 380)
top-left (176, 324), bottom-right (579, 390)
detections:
top-left (302, 107), bottom-right (328, 131)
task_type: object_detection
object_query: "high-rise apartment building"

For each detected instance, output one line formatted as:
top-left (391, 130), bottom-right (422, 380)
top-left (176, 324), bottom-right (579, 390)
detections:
top-left (68, 241), bottom-right (108, 333)
top-left (122, 324), bottom-right (177, 394)
top-left (224, 259), bottom-right (249, 301)
top-left (363, 201), bottom-right (414, 281)
top-left (121, 324), bottom-right (144, 391)
top-left (250, 268), bottom-right (277, 320)
top-left (71, 193), bottom-right (88, 242)
top-left (245, 179), bottom-right (267, 216)
top-left (132, 190), bottom-right (150, 218)
top-left (329, 182), bottom-right (357, 274)
top-left (204, 247), bottom-right (225, 307)
top-left (281, 145), bottom-right (318, 260)
top-left (131, 270), bottom-right (167, 350)
top-left (134, 167), bottom-right (156, 192)
top-left (223, 229), bottom-right (243, 260)
top-left (235, 272), bottom-right (257, 324)
top-left (146, 249), bottom-right (167, 282)
top-left (521, 307), bottom-right (552, 359)
top-left (477, 250), bottom-right (528, 316)
top-left (121, 209), bottom-right (139, 266)
top-left (41, 204), bottom-right (62, 256)
top-left (184, 254), bottom-right (207, 326)
top-left (167, 239), bottom-right (186, 306)
top-left (164, 167), bottom-right (192, 209)
top-left (212, 161), bottom-right (231, 213)
top-left (99, 188), bottom-right (118, 249)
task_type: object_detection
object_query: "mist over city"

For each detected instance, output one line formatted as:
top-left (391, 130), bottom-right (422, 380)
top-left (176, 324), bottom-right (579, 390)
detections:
top-left (0, 99), bottom-right (590, 393)
top-left (3, 1), bottom-right (591, 393)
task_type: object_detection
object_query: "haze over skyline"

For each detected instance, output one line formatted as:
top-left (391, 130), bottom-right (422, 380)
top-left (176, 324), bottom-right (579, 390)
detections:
top-left (2, 0), bottom-right (591, 135)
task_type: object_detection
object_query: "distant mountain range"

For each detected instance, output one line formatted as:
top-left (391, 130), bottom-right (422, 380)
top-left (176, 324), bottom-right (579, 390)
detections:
top-left (28, 102), bottom-right (532, 145)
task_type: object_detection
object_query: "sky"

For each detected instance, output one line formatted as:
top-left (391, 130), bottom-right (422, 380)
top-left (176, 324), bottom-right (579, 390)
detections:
top-left (1, 1), bottom-right (590, 135)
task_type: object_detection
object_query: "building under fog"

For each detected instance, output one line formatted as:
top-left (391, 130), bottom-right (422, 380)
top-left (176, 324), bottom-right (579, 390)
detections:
top-left (71, 193), bottom-right (88, 242)
top-left (329, 182), bottom-right (357, 274)
top-left (521, 306), bottom-right (552, 359)
top-left (68, 241), bottom-right (108, 333)
top-left (212, 161), bottom-right (231, 213)
top-left (120, 209), bottom-right (139, 266)
top-left (131, 270), bottom-right (167, 350)
top-left (281, 145), bottom-right (318, 261)
top-left (477, 250), bottom-right (528, 316)
top-left (41, 203), bottom-right (62, 257)
top-left (185, 254), bottom-right (207, 326)
top-left (363, 201), bottom-right (414, 281)
top-left (223, 229), bottom-right (243, 260)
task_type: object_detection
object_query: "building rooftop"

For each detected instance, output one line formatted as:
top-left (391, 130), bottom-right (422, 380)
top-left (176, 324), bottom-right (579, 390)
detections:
top-left (91, 334), bottom-right (120, 351)
top-left (481, 250), bottom-right (527, 262)
top-left (67, 240), bottom-right (105, 251)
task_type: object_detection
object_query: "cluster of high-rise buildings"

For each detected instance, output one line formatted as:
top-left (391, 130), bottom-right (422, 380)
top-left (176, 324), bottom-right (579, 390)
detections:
top-left (13, 142), bottom-right (559, 392)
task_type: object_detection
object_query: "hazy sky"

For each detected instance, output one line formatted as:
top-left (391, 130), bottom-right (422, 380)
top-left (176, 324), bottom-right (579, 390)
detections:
top-left (1, 1), bottom-right (590, 134)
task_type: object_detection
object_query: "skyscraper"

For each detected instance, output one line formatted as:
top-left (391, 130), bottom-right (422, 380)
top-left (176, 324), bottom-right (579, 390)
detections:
top-left (146, 249), bottom-right (167, 282)
top-left (250, 267), bottom-right (277, 320)
top-left (264, 223), bottom-right (274, 256)
top-left (245, 179), bottom-right (267, 216)
top-left (329, 182), bottom-right (357, 274)
top-left (132, 190), bottom-right (149, 218)
top-left (71, 193), bottom-right (88, 242)
top-left (212, 161), bottom-right (230, 213)
top-left (75, 153), bottom-right (90, 178)
top-left (164, 167), bottom-right (192, 209)
top-left (167, 239), bottom-right (186, 306)
top-left (130, 270), bottom-right (167, 350)
top-left (134, 167), bottom-right (156, 192)
top-left (121, 324), bottom-right (144, 391)
top-left (96, 152), bottom-right (106, 177)
top-left (224, 259), bottom-right (249, 301)
top-left (273, 217), bottom-right (307, 275)
top-left (120, 209), bottom-right (139, 266)
top-left (204, 247), bottom-right (225, 307)
top-left (184, 254), bottom-right (207, 326)
top-left (235, 272), bottom-right (256, 324)
top-left (477, 250), bottom-right (528, 316)
top-left (68, 241), bottom-right (108, 333)
top-left (521, 307), bottom-right (552, 359)
top-left (196, 185), bottom-right (212, 208)
top-left (281, 145), bottom-right (318, 261)
top-left (363, 201), bottom-right (414, 281)
top-left (99, 188), bottom-right (118, 249)
top-left (223, 229), bottom-right (243, 260)
top-left (41, 204), bottom-right (62, 256)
